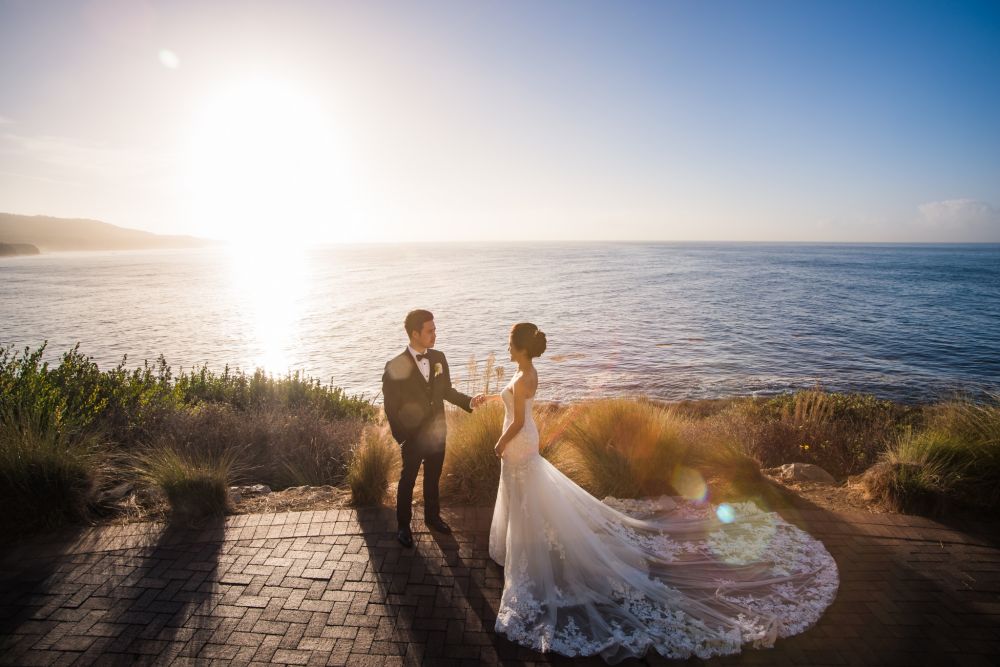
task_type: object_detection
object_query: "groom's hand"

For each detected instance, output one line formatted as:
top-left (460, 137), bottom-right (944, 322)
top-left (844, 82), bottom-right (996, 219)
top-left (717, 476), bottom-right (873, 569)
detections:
top-left (471, 394), bottom-right (486, 409)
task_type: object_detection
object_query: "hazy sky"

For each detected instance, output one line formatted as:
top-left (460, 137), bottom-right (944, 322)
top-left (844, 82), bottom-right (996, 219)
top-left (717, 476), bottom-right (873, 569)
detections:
top-left (1, 0), bottom-right (999, 243)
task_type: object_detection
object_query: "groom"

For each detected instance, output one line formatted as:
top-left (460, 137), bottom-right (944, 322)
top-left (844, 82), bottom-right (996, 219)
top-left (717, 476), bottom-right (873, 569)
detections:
top-left (382, 309), bottom-right (485, 548)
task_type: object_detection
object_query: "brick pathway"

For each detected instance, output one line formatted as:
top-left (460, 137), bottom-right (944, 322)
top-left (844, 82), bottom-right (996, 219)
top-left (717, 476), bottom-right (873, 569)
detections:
top-left (1, 502), bottom-right (998, 666)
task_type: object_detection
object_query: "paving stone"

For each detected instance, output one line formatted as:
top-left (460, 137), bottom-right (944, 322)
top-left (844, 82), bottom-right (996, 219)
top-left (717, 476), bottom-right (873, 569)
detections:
top-left (1, 507), bottom-right (998, 666)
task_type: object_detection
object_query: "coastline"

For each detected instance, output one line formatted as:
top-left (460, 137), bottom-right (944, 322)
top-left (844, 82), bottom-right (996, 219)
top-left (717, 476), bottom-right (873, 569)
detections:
top-left (0, 242), bottom-right (40, 257)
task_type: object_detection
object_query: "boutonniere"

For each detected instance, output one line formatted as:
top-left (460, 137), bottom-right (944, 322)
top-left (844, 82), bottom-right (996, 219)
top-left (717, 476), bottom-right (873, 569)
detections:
top-left (433, 363), bottom-right (443, 378)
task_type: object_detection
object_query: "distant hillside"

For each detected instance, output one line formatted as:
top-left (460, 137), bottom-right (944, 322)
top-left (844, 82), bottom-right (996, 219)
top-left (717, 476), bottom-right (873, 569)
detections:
top-left (0, 213), bottom-right (218, 252)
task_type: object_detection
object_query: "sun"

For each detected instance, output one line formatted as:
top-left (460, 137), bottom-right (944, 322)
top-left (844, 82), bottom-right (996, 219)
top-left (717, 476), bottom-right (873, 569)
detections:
top-left (184, 77), bottom-right (348, 244)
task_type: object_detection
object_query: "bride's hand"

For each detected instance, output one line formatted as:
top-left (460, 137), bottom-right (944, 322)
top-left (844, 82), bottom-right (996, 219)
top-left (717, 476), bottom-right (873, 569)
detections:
top-left (494, 442), bottom-right (505, 458)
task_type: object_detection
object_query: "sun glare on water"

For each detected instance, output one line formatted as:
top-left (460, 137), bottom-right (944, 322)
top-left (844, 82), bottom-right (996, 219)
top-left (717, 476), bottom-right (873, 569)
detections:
top-left (227, 241), bottom-right (310, 374)
top-left (185, 78), bottom-right (349, 244)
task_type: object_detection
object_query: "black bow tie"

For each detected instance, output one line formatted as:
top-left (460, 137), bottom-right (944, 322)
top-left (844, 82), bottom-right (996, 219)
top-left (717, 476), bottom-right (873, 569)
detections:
top-left (416, 353), bottom-right (429, 362)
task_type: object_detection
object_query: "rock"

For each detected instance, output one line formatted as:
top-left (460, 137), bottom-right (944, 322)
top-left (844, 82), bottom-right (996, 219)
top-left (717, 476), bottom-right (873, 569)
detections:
top-left (766, 463), bottom-right (838, 484)
top-left (229, 484), bottom-right (272, 503)
top-left (98, 481), bottom-right (135, 504)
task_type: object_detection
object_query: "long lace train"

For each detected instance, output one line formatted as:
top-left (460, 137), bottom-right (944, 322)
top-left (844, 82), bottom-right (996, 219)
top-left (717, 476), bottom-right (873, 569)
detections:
top-left (489, 390), bottom-right (839, 663)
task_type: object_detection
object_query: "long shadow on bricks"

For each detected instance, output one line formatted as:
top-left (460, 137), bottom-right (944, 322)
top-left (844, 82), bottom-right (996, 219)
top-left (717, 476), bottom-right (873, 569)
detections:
top-left (0, 526), bottom-right (85, 665)
top-left (93, 518), bottom-right (225, 665)
top-left (427, 529), bottom-right (516, 664)
top-left (353, 505), bottom-right (622, 667)
top-left (354, 508), bottom-right (530, 665)
top-left (356, 507), bottom-right (432, 666)
top-left (0, 519), bottom-right (224, 666)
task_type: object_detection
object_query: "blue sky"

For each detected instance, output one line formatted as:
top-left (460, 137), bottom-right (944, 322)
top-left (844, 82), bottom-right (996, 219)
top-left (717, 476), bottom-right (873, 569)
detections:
top-left (1, 0), bottom-right (998, 242)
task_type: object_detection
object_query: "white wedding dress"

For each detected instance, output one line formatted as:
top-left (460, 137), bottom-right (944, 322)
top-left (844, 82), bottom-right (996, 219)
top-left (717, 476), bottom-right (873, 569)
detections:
top-left (489, 380), bottom-right (839, 663)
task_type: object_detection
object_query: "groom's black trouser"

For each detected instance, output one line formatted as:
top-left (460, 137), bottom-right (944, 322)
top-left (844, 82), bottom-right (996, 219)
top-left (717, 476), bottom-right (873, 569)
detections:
top-left (397, 443), bottom-right (445, 528)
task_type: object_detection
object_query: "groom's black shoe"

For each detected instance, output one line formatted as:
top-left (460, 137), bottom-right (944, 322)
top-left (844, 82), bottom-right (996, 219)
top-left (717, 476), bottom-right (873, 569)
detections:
top-left (397, 526), bottom-right (414, 548)
top-left (425, 516), bottom-right (452, 534)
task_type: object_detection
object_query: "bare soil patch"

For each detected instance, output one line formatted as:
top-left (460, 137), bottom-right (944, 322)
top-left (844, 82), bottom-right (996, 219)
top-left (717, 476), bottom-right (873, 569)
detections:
top-left (98, 468), bottom-right (897, 528)
top-left (765, 474), bottom-right (893, 515)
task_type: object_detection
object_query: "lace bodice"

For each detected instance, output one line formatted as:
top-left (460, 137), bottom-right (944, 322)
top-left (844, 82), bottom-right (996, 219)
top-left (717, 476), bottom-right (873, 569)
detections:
top-left (499, 378), bottom-right (539, 464)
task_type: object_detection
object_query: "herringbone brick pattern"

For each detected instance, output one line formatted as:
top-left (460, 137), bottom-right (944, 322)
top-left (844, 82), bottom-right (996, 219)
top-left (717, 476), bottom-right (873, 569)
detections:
top-left (1, 504), bottom-right (997, 666)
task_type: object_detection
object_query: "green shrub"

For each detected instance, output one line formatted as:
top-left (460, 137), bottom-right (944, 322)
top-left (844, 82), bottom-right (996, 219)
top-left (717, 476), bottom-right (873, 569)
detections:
top-left (7, 339), bottom-right (996, 522)
top-left (153, 403), bottom-right (364, 489)
top-left (0, 343), bottom-right (374, 529)
top-left (861, 460), bottom-right (948, 515)
top-left (861, 396), bottom-right (1000, 513)
top-left (136, 446), bottom-right (237, 521)
top-left (700, 390), bottom-right (908, 479)
top-left (175, 364), bottom-right (376, 421)
top-left (0, 411), bottom-right (103, 535)
top-left (0, 343), bottom-right (375, 450)
top-left (347, 425), bottom-right (398, 506)
top-left (0, 343), bottom-right (102, 435)
top-left (96, 354), bottom-right (180, 447)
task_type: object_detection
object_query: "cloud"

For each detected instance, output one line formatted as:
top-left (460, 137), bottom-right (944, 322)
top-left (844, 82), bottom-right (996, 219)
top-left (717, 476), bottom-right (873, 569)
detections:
top-left (919, 198), bottom-right (996, 226)
top-left (0, 115), bottom-right (13, 125)
top-left (916, 198), bottom-right (1000, 241)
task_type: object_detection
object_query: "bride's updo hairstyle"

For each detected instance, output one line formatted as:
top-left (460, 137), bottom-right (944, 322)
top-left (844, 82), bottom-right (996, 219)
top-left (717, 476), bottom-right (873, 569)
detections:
top-left (510, 322), bottom-right (547, 359)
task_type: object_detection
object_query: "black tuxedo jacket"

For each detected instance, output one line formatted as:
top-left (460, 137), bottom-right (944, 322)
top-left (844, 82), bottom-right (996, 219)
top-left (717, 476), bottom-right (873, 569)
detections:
top-left (382, 348), bottom-right (473, 452)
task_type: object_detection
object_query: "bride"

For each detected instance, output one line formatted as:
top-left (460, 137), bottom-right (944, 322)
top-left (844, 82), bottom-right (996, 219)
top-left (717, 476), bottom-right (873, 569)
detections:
top-left (487, 323), bottom-right (839, 663)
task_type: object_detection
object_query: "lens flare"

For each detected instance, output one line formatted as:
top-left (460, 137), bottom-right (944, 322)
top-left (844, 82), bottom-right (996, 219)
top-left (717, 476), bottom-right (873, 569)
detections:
top-left (715, 503), bottom-right (736, 523)
top-left (671, 466), bottom-right (708, 502)
top-left (707, 502), bottom-right (780, 566)
top-left (159, 49), bottom-right (179, 69)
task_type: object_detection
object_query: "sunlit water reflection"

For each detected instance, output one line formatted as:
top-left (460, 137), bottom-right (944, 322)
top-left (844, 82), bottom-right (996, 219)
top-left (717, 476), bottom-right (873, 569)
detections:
top-left (226, 243), bottom-right (311, 373)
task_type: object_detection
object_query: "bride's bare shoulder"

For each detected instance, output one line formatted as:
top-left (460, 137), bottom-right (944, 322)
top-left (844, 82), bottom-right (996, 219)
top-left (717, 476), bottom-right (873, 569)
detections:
top-left (513, 368), bottom-right (539, 399)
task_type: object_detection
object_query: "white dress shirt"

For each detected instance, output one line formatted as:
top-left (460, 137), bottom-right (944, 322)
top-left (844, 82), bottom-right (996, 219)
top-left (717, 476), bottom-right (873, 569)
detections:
top-left (407, 345), bottom-right (431, 382)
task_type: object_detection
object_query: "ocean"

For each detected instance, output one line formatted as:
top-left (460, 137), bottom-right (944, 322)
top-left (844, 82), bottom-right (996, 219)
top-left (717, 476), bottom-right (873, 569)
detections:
top-left (2, 242), bottom-right (998, 403)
